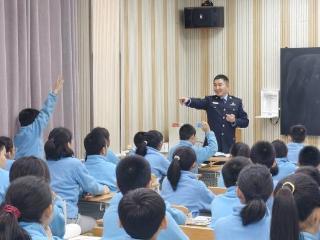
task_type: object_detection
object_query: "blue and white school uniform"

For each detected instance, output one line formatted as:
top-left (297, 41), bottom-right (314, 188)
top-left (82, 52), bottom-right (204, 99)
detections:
top-left (168, 131), bottom-right (218, 164)
top-left (287, 142), bottom-right (304, 164)
top-left (165, 201), bottom-right (187, 225)
top-left (214, 204), bottom-right (271, 240)
top-left (20, 222), bottom-right (62, 240)
top-left (47, 157), bottom-right (105, 219)
top-left (210, 186), bottom-right (240, 228)
top-left (50, 195), bottom-right (66, 238)
top-left (144, 147), bottom-right (170, 179)
top-left (14, 92), bottom-right (58, 160)
top-left (0, 168), bottom-right (9, 203)
top-left (102, 192), bottom-right (189, 240)
top-left (299, 232), bottom-right (317, 240)
top-left (5, 159), bottom-right (14, 171)
top-left (161, 170), bottom-right (215, 216)
top-left (105, 149), bottom-right (119, 165)
top-left (84, 155), bottom-right (117, 192)
top-left (273, 157), bottom-right (297, 182)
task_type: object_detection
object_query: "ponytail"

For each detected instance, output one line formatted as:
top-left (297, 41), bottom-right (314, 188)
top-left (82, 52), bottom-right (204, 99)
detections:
top-left (167, 156), bottom-right (182, 191)
top-left (135, 130), bottom-right (163, 157)
top-left (240, 199), bottom-right (266, 226)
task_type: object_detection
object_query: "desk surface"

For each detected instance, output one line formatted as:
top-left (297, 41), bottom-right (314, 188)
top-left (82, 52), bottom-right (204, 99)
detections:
top-left (81, 192), bottom-right (114, 202)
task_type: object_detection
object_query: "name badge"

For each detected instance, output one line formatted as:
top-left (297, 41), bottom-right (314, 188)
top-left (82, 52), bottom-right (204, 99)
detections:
top-left (230, 102), bottom-right (236, 106)
top-left (212, 101), bottom-right (219, 104)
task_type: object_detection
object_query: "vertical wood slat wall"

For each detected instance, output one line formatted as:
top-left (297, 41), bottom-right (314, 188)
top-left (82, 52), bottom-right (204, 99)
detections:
top-left (89, 0), bottom-right (320, 152)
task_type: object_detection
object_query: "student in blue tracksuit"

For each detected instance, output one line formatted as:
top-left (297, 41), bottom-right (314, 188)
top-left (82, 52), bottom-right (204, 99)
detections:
top-left (287, 124), bottom-right (306, 164)
top-left (102, 155), bottom-right (189, 240)
top-left (9, 156), bottom-right (67, 238)
top-left (270, 174), bottom-right (320, 240)
top-left (168, 122), bottom-right (218, 166)
top-left (0, 176), bottom-right (62, 239)
top-left (0, 140), bottom-right (9, 204)
top-left (119, 188), bottom-right (167, 240)
top-left (161, 146), bottom-right (215, 216)
top-left (135, 130), bottom-right (170, 180)
top-left (298, 146), bottom-right (320, 168)
top-left (214, 164), bottom-right (273, 240)
top-left (14, 76), bottom-right (64, 160)
top-left (271, 140), bottom-right (296, 182)
top-left (45, 127), bottom-right (108, 233)
top-left (0, 136), bottom-right (15, 170)
top-left (210, 156), bottom-right (252, 228)
top-left (84, 127), bottom-right (117, 192)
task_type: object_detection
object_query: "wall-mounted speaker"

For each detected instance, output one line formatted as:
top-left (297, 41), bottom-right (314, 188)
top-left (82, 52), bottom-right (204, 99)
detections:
top-left (184, 7), bottom-right (224, 28)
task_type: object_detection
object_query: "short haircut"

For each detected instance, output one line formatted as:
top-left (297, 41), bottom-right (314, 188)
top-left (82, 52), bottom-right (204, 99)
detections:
top-left (289, 125), bottom-right (306, 143)
top-left (298, 146), bottom-right (320, 167)
top-left (116, 155), bottom-right (151, 194)
top-left (230, 142), bottom-right (251, 158)
top-left (0, 136), bottom-right (13, 152)
top-left (179, 124), bottom-right (196, 141)
top-left (250, 141), bottom-right (276, 169)
top-left (272, 140), bottom-right (288, 158)
top-left (118, 188), bottom-right (166, 239)
top-left (221, 156), bottom-right (252, 188)
top-left (84, 129), bottom-right (107, 156)
top-left (18, 108), bottom-right (40, 127)
top-left (90, 127), bottom-right (110, 142)
top-left (296, 166), bottom-right (320, 186)
top-left (214, 74), bottom-right (229, 84)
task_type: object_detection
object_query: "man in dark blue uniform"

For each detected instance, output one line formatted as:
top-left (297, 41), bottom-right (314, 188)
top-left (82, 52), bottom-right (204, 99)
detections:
top-left (179, 74), bottom-right (249, 153)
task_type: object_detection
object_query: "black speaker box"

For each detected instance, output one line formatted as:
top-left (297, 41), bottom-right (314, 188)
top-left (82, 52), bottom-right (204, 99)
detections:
top-left (184, 7), bottom-right (224, 28)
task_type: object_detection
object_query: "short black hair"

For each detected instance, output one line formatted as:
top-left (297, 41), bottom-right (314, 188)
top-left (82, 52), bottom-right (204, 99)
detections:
top-left (298, 146), bottom-right (320, 167)
top-left (18, 108), bottom-right (40, 126)
top-left (289, 125), bottom-right (306, 143)
top-left (250, 141), bottom-right (276, 168)
top-left (118, 188), bottom-right (166, 239)
top-left (221, 156), bottom-right (252, 188)
top-left (0, 136), bottom-right (13, 153)
top-left (116, 155), bottom-right (151, 194)
top-left (230, 142), bottom-right (251, 158)
top-left (296, 166), bottom-right (320, 186)
top-left (272, 140), bottom-right (288, 158)
top-left (84, 129), bottom-right (107, 156)
top-left (179, 124), bottom-right (196, 141)
top-left (213, 74), bottom-right (229, 84)
top-left (9, 156), bottom-right (51, 183)
top-left (133, 131), bottom-right (146, 148)
top-left (90, 127), bottom-right (110, 142)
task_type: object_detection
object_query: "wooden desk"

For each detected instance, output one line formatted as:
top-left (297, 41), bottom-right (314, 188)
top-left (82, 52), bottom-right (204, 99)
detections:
top-left (180, 225), bottom-right (214, 240)
top-left (82, 192), bottom-right (114, 202)
top-left (208, 187), bottom-right (227, 195)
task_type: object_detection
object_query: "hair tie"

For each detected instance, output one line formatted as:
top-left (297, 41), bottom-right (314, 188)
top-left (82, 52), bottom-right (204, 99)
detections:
top-left (174, 155), bottom-right (180, 161)
top-left (282, 181), bottom-right (295, 194)
top-left (3, 204), bottom-right (21, 219)
top-left (144, 141), bottom-right (148, 145)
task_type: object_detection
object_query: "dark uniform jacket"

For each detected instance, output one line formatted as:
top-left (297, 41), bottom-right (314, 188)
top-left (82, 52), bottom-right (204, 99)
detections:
top-left (187, 95), bottom-right (249, 153)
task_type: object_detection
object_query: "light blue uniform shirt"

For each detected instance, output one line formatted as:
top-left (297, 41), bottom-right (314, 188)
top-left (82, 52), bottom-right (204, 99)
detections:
top-left (144, 147), bottom-right (170, 179)
top-left (165, 200), bottom-right (187, 225)
top-left (14, 92), bottom-right (58, 160)
top-left (299, 232), bottom-right (317, 240)
top-left (19, 222), bottom-right (62, 240)
top-left (167, 131), bottom-right (218, 164)
top-left (47, 157), bottom-right (105, 219)
top-left (102, 192), bottom-right (189, 240)
top-left (161, 170), bottom-right (215, 216)
top-left (210, 186), bottom-right (240, 228)
top-left (0, 168), bottom-right (9, 203)
top-left (273, 157), bottom-right (297, 182)
top-left (50, 195), bottom-right (66, 238)
top-left (215, 204), bottom-right (271, 240)
top-left (287, 142), bottom-right (304, 164)
top-left (84, 155), bottom-right (117, 192)
top-left (106, 149), bottom-right (119, 165)
top-left (5, 159), bottom-right (14, 171)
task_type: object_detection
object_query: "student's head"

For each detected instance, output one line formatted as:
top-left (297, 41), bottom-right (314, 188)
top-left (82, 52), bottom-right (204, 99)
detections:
top-left (298, 146), bottom-right (320, 168)
top-left (133, 131), bottom-right (146, 148)
top-left (44, 127), bottom-right (74, 160)
top-left (135, 130), bottom-right (163, 156)
top-left (213, 74), bottom-right (229, 97)
top-left (271, 140), bottom-right (288, 158)
top-left (289, 125), bottom-right (306, 143)
top-left (84, 128), bottom-right (109, 157)
top-left (296, 166), bottom-right (320, 186)
top-left (0, 136), bottom-right (14, 159)
top-left (116, 155), bottom-right (151, 194)
top-left (230, 142), bottom-right (251, 158)
top-left (18, 108), bottom-right (40, 127)
top-left (0, 140), bottom-right (6, 169)
top-left (237, 164), bottom-right (273, 226)
top-left (167, 146), bottom-right (196, 191)
top-left (179, 124), bottom-right (196, 144)
top-left (221, 156), bottom-right (252, 188)
top-left (0, 176), bottom-right (53, 240)
top-left (270, 174), bottom-right (320, 240)
top-left (118, 188), bottom-right (167, 240)
top-left (90, 127), bottom-right (110, 147)
top-left (250, 141), bottom-right (278, 176)
top-left (9, 156), bottom-right (50, 183)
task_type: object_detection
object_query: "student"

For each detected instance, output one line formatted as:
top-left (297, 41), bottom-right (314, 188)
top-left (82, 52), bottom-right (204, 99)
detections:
top-left (287, 125), bottom-right (306, 164)
top-left (118, 188), bottom-right (167, 240)
top-left (134, 131), bottom-right (146, 148)
top-left (45, 127), bottom-right (108, 233)
top-left (296, 166), bottom-right (320, 186)
top-left (161, 146), bottom-right (215, 216)
top-left (0, 176), bottom-right (62, 239)
top-left (210, 156), bottom-right (252, 228)
top-left (167, 122), bottom-right (218, 165)
top-left (0, 136), bottom-right (15, 170)
top-left (298, 146), bottom-right (320, 168)
top-left (135, 130), bottom-right (170, 179)
top-left (9, 156), bottom-right (66, 238)
top-left (102, 155), bottom-right (188, 240)
top-left (0, 140), bottom-right (9, 204)
top-left (84, 128), bottom-right (117, 192)
top-left (14, 76), bottom-right (64, 160)
top-left (272, 140), bottom-right (296, 181)
top-left (214, 164), bottom-right (273, 240)
top-left (270, 174), bottom-right (320, 240)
